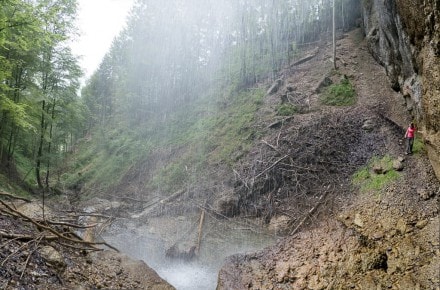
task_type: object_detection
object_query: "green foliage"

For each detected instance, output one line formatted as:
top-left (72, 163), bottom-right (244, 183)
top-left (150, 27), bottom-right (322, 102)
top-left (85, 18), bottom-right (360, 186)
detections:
top-left (320, 78), bottom-right (356, 106)
top-left (60, 128), bottom-right (152, 193)
top-left (277, 103), bottom-right (298, 116)
top-left (0, 0), bottom-right (82, 190)
top-left (290, 42), bottom-right (300, 60)
top-left (352, 155), bottom-right (401, 193)
top-left (0, 97), bottom-right (33, 130)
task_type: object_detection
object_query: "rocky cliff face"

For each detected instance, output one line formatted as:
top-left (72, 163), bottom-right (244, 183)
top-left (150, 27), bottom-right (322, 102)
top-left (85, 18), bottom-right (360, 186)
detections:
top-left (361, 0), bottom-right (440, 178)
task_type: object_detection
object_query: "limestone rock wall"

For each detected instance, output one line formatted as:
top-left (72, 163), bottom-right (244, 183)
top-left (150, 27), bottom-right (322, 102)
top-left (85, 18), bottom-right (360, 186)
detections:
top-left (361, 0), bottom-right (440, 178)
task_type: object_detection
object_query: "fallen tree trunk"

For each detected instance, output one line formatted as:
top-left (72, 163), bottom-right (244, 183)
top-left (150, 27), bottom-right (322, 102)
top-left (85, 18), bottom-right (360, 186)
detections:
top-left (292, 48), bottom-right (319, 66)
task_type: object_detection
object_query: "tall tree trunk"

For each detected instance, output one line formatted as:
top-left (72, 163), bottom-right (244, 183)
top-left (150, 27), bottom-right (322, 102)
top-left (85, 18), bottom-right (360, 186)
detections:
top-left (7, 125), bottom-right (16, 162)
top-left (240, 12), bottom-right (247, 84)
top-left (45, 99), bottom-right (56, 188)
top-left (6, 67), bottom-right (23, 163)
top-left (36, 100), bottom-right (46, 189)
top-left (341, 0), bottom-right (346, 31)
top-left (270, 0), bottom-right (277, 79)
top-left (333, 0), bottom-right (337, 69)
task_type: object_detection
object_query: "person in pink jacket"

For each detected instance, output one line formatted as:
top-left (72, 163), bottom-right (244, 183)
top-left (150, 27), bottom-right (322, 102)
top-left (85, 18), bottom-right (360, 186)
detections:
top-left (404, 122), bottom-right (416, 155)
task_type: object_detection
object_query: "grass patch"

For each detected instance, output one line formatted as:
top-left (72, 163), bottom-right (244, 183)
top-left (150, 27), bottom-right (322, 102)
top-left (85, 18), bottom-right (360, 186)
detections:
top-left (277, 103), bottom-right (298, 116)
top-left (320, 77), bottom-right (356, 106)
top-left (352, 155), bottom-right (401, 193)
top-left (206, 88), bottom-right (265, 165)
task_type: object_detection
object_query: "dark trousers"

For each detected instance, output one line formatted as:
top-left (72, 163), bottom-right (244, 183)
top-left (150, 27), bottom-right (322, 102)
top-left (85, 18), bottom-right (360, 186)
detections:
top-left (406, 137), bottom-right (414, 154)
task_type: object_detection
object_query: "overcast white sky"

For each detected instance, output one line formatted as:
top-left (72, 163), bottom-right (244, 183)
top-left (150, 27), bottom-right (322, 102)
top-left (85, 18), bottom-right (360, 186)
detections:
top-left (71, 0), bottom-right (134, 81)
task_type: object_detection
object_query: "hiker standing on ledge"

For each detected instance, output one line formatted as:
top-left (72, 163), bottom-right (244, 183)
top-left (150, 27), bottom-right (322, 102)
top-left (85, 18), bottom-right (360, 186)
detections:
top-left (404, 122), bottom-right (416, 155)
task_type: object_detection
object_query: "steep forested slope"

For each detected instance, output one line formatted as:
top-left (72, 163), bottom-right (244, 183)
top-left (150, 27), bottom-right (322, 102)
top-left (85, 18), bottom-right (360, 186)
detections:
top-left (60, 0), bottom-right (362, 207)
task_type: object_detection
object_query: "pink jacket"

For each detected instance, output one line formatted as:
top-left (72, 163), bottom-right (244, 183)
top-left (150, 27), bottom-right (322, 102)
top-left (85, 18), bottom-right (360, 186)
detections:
top-left (405, 126), bottom-right (415, 138)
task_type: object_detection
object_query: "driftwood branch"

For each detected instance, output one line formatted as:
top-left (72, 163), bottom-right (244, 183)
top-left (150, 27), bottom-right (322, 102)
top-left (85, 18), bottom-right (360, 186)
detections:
top-left (0, 230), bottom-right (57, 241)
top-left (60, 211), bottom-right (115, 219)
top-left (1, 236), bottom-right (36, 267)
top-left (198, 204), bottom-right (272, 236)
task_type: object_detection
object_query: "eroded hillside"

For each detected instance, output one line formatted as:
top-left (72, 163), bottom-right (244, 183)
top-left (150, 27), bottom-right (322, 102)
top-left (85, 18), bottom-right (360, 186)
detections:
top-left (217, 29), bottom-right (439, 289)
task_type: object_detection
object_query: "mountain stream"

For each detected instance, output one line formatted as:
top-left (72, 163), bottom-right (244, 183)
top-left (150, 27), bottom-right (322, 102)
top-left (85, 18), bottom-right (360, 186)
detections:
top-left (102, 214), bottom-right (275, 289)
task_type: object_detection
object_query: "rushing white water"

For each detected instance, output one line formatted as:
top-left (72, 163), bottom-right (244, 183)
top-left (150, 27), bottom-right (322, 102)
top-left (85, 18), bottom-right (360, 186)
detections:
top-left (156, 262), bottom-right (217, 290)
top-left (103, 216), bottom-right (275, 290)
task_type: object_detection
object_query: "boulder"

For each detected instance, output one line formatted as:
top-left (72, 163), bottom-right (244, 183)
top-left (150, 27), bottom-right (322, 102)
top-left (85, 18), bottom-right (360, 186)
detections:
top-left (393, 159), bottom-right (404, 171)
top-left (17, 202), bottom-right (53, 220)
top-left (415, 219), bottom-right (428, 229)
top-left (372, 165), bottom-right (385, 174)
top-left (165, 245), bottom-right (196, 261)
top-left (362, 119), bottom-right (375, 131)
top-left (39, 246), bottom-right (66, 270)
